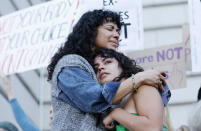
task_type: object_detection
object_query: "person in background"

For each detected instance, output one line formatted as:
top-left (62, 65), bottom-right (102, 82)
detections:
top-left (1, 76), bottom-right (40, 131)
top-left (47, 9), bottom-right (167, 130)
top-left (177, 86), bottom-right (201, 131)
top-left (188, 86), bottom-right (201, 131)
top-left (93, 48), bottom-right (170, 131)
top-left (197, 86), bottom-right (201, 101)
top-left (0, 121), bottom-right (18, 131)
top-left (176, 125), bottom-right (190, 131)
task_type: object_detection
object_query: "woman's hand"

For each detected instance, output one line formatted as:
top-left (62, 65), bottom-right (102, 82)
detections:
top-left (103, 111), bottom-right (116, 130)
top-left (134, 69), bottom-right (167, 92)
top-left (0, 75), bottom-right (15, 100)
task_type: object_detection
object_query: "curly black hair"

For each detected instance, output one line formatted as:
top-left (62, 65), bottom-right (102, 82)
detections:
top-left (47, 9), bottom-right (121, 81)
top-left (93, 48), bottom-right (144, 81)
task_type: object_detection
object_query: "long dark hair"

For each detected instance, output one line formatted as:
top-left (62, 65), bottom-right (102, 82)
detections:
top-left (93, 48), bottom-right (144, 81)
top-left (47, 9), bottom-right (121, 81)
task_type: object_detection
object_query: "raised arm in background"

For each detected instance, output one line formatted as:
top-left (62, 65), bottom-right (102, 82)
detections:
top-left (1, 76), bottom-right (40, 131)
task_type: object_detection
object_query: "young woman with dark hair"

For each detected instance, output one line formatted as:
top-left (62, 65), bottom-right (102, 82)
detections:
top-left (47, 9), bottom-right (167, 130)
top-left (93, 48), bottom-right (170, 131)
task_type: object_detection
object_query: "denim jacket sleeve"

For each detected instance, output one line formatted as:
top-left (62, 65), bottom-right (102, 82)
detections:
top-left (9, 99), bottom-right (40, 131)
top-left (160, 84), bottom-right (171, 107)
top-left (57, 66), bottom-right (120, 113)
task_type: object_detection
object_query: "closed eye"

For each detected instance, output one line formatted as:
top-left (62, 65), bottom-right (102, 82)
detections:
top-left (105, 27), bottom-right (113, 31)
top-left (104, 59), bottom-right (112, 64)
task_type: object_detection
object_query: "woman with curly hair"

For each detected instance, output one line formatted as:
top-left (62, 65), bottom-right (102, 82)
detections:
top-left (47, 9), bottom-right (167, 130)
top-left (93, 48), bottom-right (170, 131)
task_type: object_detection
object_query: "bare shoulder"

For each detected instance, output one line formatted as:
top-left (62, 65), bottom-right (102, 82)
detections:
top-left (134, 85), bottom-right (161, 102)
top-left (137, 85), bottom-right (158, 93)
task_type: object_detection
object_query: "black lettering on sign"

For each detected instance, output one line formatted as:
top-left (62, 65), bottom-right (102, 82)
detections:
top-left (121, 22), bottom-right (131, 39)
top-left (119, 11), bottom-right (129, 21)
top-left (103, 0), bottom-right (118, 6)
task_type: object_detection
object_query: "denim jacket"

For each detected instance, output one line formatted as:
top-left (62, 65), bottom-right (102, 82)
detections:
top-left (58, 66), bottom-right (120, 113)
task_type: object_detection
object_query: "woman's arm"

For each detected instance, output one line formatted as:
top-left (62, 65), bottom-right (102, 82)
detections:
top-left (1, 76), bottom-right (15, 100)
top-left (10, 99), bottom-right (40, 131)
top-left (104, 85), bottom-right (164, 131)
top-left (112, 69), bottom-right (166, 104)
top-left (58, 67), bottom-right (121, 113)
top-left (58, 67), bottom-right (166, 113)
top-left (1, 76), bottom-right (39, 131)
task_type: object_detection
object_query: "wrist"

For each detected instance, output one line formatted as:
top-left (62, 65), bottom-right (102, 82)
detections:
top-left (133, 72), bottom-right (143, 89)
top-left (131, 74), bottom-right (138, 93)
top-left (8, 94), bottom-right (15, 100)
top-left (111, 108), bottom-right (121, 118)
top-left (9, 98), bottom-right (16, 102)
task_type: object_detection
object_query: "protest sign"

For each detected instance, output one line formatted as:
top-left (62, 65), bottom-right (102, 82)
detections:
top-left (188, 0), bottom-right (201, 72)
top-left (126, 43), bottom-right (186, 90)
top-left (0, 0), bottom-right (82, 74)
top-left (0, 0), bottom-right (143, 74)
top-left (182, 25), bottom-right (192, 71)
